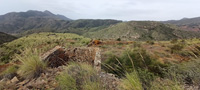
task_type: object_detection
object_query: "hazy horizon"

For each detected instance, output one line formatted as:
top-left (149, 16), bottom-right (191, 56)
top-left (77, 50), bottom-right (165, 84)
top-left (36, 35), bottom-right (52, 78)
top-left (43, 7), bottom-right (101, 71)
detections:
top-left (0, 0), bottom-right (199, 21)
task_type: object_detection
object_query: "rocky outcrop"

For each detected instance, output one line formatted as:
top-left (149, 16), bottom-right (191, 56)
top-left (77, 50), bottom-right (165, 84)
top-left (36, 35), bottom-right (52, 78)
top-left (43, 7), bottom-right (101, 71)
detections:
top-left (41, 46), bottom-right (101, 71)
top-left (41, 46), bottom-right (68, 67)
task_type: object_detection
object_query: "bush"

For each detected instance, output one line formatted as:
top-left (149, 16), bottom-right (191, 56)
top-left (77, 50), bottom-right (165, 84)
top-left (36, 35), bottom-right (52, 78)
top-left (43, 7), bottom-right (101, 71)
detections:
top-left (170, 44), bottom-right (184, 54)
top-left (164, 59), bottom-right (200, 86)
top-left (150, 78), bottom-right (183, 90)
top-left (103, 48), bottom-right (168, 89)
top-left (16, 48), bottom-right (46, 79)
top-left (146, 40), bottom-right (155, 45)
top-left (56, 63), bottom-right (102, 90)
top-left (119, 71), bottom-right (143, 90)
top-left (137, 69), bottom-right (156, 89)
top-left (116, 38), bottom-right (121, 41)
top-left (103, 48), bottom-right (167, 77)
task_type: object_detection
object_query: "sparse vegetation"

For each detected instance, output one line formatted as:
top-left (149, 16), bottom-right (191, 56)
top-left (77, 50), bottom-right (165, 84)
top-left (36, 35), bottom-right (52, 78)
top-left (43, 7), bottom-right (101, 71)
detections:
top-left (150, 78), bottom-right (183, 90)
top-left (0, 65), bottom-right (18, 79)
top-left (1, 32), bottom-right (200, 89)
top-left (1, 10), bottom-right (200, 90)
top-left (0, 32), bottom-right (91, 63)
top-left (56, 62), bottom-right (102, 90)
top-left (103, 47), bottom-right (167, 77)
top-left (119, 71), bottom-right (143, 90)
top-left (170, 43), bottom-right (184, 54)
top-left (16, 48), bottom-right (46, 79)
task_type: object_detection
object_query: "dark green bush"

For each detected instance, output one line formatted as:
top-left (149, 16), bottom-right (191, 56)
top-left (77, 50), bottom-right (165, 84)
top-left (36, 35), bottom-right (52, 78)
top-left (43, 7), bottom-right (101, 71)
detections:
top-left (146, 40), bottom-right (155, 45)
top-left (116, 38), bottom-right (121, 41)
top-left (103, 48), bottom-right (167, 77)
top-left (164, 59), bottom-right (200, 86)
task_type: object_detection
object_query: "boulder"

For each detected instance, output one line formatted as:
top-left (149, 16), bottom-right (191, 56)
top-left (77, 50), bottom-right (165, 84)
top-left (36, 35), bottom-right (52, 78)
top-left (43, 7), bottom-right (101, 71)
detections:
top-left (41, 46), bottom-right (69, 67)
top-left (11, 76), bottom-right (19, 83)
top-left (41, 46), bottom-right (101, 71)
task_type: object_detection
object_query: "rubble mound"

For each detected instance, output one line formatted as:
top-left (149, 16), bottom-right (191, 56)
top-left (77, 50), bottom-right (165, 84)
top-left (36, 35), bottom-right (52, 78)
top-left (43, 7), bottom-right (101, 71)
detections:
top-left (0, 46), bottom-right (120, 90)
top-left (41, 46), bottom-right (101, 71)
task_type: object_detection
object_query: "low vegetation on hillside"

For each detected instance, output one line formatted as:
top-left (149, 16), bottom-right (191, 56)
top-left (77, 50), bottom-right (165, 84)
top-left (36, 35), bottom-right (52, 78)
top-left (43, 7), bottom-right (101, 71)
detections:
top-left (0, 32), bottom-right (17, 45)
top-left (0, 32), bottom-right (200, 89)
top-left (0, 32), bottom-right (91, 63)
top-left (102, 39), bottom-right (200, 90)
top-left (84, 21), bottom-right (200, 41)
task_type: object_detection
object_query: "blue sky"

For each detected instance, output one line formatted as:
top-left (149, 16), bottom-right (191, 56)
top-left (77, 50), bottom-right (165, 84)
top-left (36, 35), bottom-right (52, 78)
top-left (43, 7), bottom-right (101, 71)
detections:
top-left (0, 0), bottom-right (199, 21)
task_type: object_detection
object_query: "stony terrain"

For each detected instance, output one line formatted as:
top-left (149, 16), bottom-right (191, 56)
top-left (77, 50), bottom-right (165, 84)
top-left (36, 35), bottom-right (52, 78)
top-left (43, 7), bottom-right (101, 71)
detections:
top-left (0, 46), bottom-right (120, 90)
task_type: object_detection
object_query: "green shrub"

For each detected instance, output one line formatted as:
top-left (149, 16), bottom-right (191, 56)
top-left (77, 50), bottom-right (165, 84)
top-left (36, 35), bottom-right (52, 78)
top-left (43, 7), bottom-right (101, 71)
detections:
top-left (170, 44), bottom-right (184, 54)
top-left (103, 48), bottom-right (167, 77)
top-left (56, 63), bottom-right (102, 90)
top-left (150, 78), bottom-right (183, 90)
top-left (164, 59), bottom-right (200, 86)
top-left (16, 48), bottom-right (46, 79)
top-left (137, 69), bottom-right (156, 89)
top-left (117, 38), bottom-right (121, 41)
top-left (119, 71), bottom-right (143, 90)
top-left (103, 48), bottom-right (168, 89)
top-left (146, 40), bottom-right (155, 45)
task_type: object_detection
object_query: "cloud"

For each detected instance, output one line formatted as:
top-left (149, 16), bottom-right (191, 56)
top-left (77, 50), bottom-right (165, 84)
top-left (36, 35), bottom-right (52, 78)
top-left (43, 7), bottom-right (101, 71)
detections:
top-left (0, 0), bottom-right (200, 21)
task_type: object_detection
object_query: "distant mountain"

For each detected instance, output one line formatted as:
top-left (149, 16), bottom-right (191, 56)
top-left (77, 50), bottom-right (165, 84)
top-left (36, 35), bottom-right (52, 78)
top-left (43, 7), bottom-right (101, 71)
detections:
top-left (84, 21), bottom-right (200, 41)
top-left (0, 10), bottom-right (71, 22)
top-left (0, 32), bottom-right (17, 44)
top-left (0, 10), bottom-right (71, 33)
top-left (0, 10), bottom-right (122, 34)
top-left (1, 10), bottom-right (200, 41)
top-left (163, 17), bottom-right (200, 31)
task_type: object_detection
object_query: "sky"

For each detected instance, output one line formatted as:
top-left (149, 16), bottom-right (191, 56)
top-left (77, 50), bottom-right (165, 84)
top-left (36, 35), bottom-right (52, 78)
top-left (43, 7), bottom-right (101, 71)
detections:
top-left (0, 0), bottom-right (199, 21)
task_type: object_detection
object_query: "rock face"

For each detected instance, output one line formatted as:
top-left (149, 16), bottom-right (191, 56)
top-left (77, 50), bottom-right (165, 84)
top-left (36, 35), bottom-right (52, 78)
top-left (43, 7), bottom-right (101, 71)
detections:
top-left (41, 46), bottom-right (101, 71)
top-left (41, 46), bottom-right (68, 67)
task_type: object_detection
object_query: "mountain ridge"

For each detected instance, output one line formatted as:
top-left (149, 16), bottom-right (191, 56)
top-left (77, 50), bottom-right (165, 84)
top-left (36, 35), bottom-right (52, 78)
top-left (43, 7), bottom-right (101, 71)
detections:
top-left (163, 17), bottom-right (200, 32)
top-left (0, 10), bottom-right (200, 41)
top-left (0, 32), bottom-right (17, 44)
top-left (84, 21), bottom-right (200, 41)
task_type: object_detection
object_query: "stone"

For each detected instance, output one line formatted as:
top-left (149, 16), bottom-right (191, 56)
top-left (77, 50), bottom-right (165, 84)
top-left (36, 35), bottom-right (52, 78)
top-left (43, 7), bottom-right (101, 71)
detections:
top-left (41, 46), bottom-right (69, 67)
top-left (41, 46), bottom-right (101, 71)
top-left (11, 76), bottom-right (19, 83)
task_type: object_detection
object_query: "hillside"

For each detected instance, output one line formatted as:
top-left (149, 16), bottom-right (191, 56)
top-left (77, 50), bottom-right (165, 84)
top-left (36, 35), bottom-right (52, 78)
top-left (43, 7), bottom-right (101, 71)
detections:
top-left (1, 10), bottom-right (200, 41)
top-left (0, 32), bottom-right (91, 63)
top-left (84, 21), bottom-right (200, 41)
top-left (0, 10), bottom-right (122, 35)
top-left (1, 32), bottom-right (200, 89)
top-left (0, 10), bottom-right (70, 33)
top-left (0, 32), bottom-right (16, 44)
top-left (163, 17), bottom-right (200, 31)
